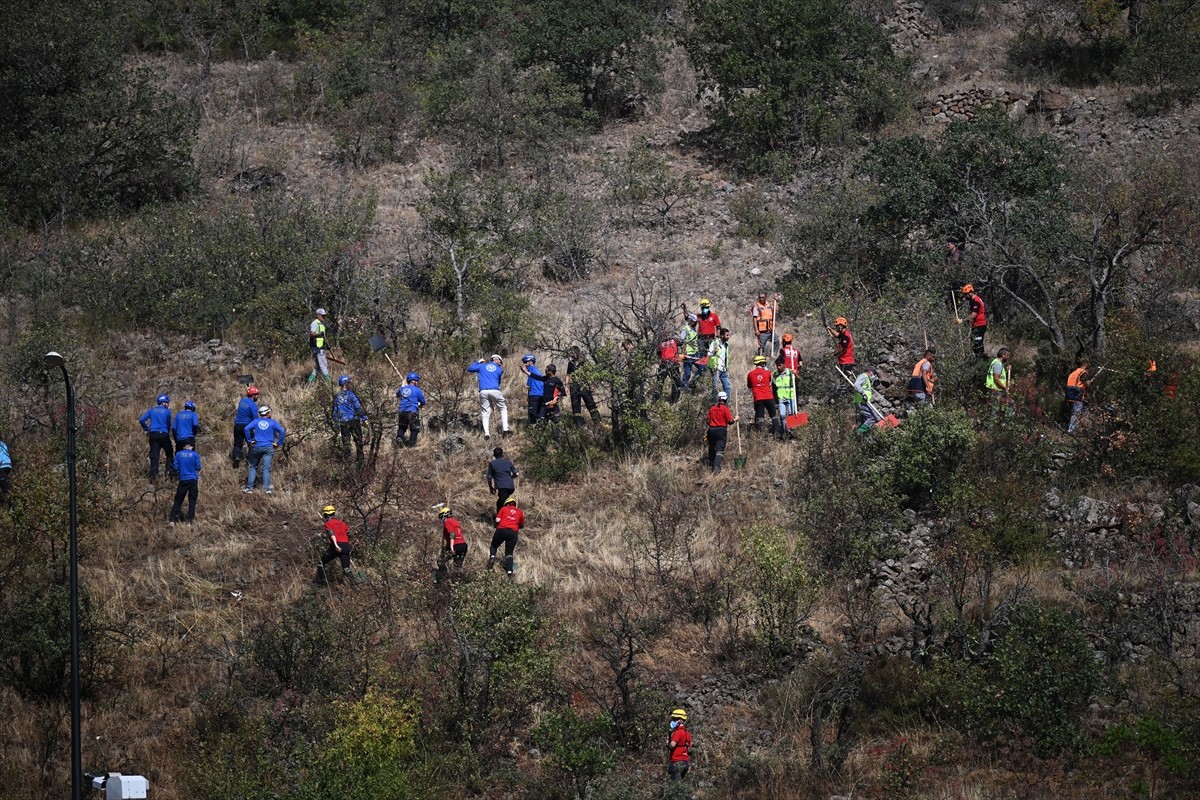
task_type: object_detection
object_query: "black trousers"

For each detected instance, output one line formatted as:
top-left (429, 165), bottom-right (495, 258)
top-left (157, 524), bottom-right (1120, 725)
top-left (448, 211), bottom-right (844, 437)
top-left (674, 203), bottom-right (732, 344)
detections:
top-left (396, 411), bottom-right (421, 447)
top-left (321, 541), bottom-right (352, 570)
top-left (527, 394), bottom-right (545, 424)
top-left (971, 325), bottom-right (987, 357)
top-left (0, 466), bottom-right (11, 500)
top-left (490, 527), bottom-right (519, 573)
top-left (148, 432), bottom-right (174, 480)
top-left (495, 487), bottom-right (514, 514)
top-left (170, 479), bottom-right (198, 522)
top-left (707, 426), bottom-right (728, 472)
top-left (753, 399), bottom-right (779, 435)
top-left (231, 422), bottom-right (248, 465)
top-left (570, 385), bottom-right (601, 424)
top-left (338, 419), bottom-right (364, 460)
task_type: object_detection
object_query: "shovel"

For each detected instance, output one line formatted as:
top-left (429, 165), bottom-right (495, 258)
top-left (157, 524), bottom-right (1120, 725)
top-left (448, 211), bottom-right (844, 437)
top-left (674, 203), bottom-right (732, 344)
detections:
top-left (369, 333), bottom-right (405, 379)
top-left (836, 369), bottom-right (900, 430)
top-left (238, 374), bottom-right (255, 385)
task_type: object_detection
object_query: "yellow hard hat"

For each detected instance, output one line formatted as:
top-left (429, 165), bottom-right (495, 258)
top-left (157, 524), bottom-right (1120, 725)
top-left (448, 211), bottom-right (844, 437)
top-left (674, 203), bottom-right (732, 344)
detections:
top-left (437, 506), bottom-right (451, 518)
top-left (321, 504), bottom-right (336, 516)
top-left (699, 298), bottom-right (711, 307)
top-left (670, 709), bottom-right (687, 721)
top-left (753, 355), bottom-right (768, 365)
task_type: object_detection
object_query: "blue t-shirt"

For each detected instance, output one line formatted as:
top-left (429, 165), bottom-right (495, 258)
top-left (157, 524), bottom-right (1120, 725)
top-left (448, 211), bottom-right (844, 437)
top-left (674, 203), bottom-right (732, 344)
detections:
top-left (244, 417), bottom-right (286, 448)
top-left (468, 360), bottom-right (503, 391)
top-left (234, 397), bottom-right (259, 426)
top-left (333, 389), bottom-right (365, 422)
top-left (139, 406), bottom-right (172, 434)
top-left (172, 410), bottom-right (199, 439)
top-left (397, 385), bottom-right (426, 413)
top-left (173, 449), bottom-right (202, 481)
top-left (0, 440), bottom-right (10, 470)
top-left (525, 366), bottom-right (545, 397)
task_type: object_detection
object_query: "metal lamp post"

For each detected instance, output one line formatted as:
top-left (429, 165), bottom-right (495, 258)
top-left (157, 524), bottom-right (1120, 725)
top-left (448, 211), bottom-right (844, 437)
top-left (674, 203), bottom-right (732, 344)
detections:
top-left (45, 351), bottom-right (82, 800)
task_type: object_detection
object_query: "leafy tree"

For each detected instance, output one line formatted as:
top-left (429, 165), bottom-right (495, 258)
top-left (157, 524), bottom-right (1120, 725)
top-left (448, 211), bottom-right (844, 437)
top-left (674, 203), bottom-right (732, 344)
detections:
top-left (1117, 0), bottom-right (1200, 106)
top-left (532, 708), bottom-right (619, 800)
top-left (737, 526), bottom-right (821, 660)
top-left (683, 0), bottom-right (912, 172)
top-left (0, 0), bottom-right (196, 226)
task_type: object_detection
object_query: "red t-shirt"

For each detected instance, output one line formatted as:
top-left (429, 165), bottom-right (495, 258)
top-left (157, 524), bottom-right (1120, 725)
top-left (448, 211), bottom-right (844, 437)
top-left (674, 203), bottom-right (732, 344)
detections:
top-left (837, 330), bottom-right (855, 365)
top-left (968, 295), bottom-right (986, 327)
top-left (325, 518), bottom-right (350, 544)
top-left (697, 311), bottom-right (721, 336)
top-left (496, 505), bottom-right (525, 531)
top-left (669, 726), bottom-right (692, 762)
top-left (747, 367), bottom-right (774, 401)
top-left (443, 517), bottom-right (465, 547)
top-left (706, 404), bottom-right (734, 427)
top-left (777, 344), bottom-right (801, 372)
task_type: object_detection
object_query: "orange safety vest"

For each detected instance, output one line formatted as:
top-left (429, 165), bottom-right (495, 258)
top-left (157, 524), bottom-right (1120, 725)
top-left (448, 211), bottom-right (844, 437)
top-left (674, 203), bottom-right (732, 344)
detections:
top-left (753, 302), bottom-right (774, 333)
top-left (908, 358), bottom-right (934, 394)
top-left (1066, 367), bottom-right (1088, 401)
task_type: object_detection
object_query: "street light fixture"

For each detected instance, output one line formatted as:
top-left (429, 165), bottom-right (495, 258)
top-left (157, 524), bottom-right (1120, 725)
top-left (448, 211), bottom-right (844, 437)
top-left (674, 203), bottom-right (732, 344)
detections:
top-left (45, 351), bottom-right (82, 800)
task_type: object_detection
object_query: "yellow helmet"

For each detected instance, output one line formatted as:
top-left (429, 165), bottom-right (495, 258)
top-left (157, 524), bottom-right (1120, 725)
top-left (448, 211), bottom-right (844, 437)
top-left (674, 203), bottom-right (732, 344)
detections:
top-left (437, 506), bottom-right (451, 518)
top-left (699, 298), bottom-right (711, 307)
top-left (670, 709), bottom-right (687, 721)
top-left (753, 355), bottom-right (767, 365)
top-left (321, 504), bottom-right (336, 516)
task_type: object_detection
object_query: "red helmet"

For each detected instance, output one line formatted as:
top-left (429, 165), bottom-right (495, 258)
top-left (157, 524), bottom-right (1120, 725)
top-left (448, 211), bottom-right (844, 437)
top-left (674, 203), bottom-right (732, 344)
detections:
top-left (247, 386), bottom-right (260, 397)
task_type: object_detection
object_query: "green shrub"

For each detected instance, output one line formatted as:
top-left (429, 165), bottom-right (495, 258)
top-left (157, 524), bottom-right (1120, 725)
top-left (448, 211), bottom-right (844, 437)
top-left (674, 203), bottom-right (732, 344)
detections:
top-left (532, 708), bottom-right (619, 800)
top-left (737, 526), bottom-right (821, 660)
top-left (879, 406), bottom-right (974, 508)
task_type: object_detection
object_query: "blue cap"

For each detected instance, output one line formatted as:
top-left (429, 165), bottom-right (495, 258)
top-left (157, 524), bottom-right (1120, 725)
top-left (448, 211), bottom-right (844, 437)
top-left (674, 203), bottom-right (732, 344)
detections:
top-left (406, 372), bottom-right (420, 382)
top-left (157, 394), bottom-right (169, 405)
top-left (184, 400), bottom-right (196, 410)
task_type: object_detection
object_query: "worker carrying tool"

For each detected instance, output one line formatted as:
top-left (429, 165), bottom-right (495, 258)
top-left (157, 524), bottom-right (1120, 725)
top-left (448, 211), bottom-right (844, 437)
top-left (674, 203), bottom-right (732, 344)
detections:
top-left (747, 355), bottom-right (780, 438)
top-left (333, 375), bottom-right (367, 463)
top-left (853, 369), bottom-right (883, 433)
top-left (907, 349), bottom-right (936, 407)
top-left (308, 307), bottom-right (331, 384)
top-left (986, 348), bottom-right (1013, 419)
top-left (705, 391), bottom-right (738, 473)
top-left (827, 317), bottom-right (855, 376)
top-left (960, 285), bottom-right (987, 358)
top-left (1065, 357), bottom-right (1093, 434)
top-left (775, 333), bottom-right (802, 374)
top-left (689, 299), bottom-right (722, 350)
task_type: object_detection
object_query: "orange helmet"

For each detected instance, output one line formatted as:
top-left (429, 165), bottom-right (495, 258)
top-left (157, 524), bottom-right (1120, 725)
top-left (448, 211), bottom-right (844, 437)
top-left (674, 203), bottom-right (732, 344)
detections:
top-left (834, 317), bottom-right (848, 327)
top-left (782, 333), bottom-right (793, 343)
top-left (961, 284), bottom-right (974, 294)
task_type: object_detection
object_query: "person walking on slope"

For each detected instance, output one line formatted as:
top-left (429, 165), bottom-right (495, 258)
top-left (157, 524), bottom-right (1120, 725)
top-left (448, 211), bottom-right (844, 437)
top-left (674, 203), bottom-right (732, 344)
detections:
top-left (773, 362), bottom-right (797, 440)
top-left (566, 346), bottom-right (602, 425)
top-left (751, 292), bottom-right (776, 356)
top-left (139, 394), bottom-right (175, 481)
top-left (467, 355), bottom-right (510, 439)
top-left (747, 355), bottom-right (780, 438)
top-left (333, 375), bottom-right (367, 463)
top-left (315, 504), bottom-right (353, 585)
top-left (1065, 357), bottom-right (1092, 434)
top-left (437, 505), bottom-right (468, 579)
top-left (705, 391), bottom-right (738, 473)
top-left (396, 372), bottom-right (426, 448)
top-left (169, 442), bottom-right (201, 524)
top-left (854, 368), bottom-right (883, 433)
top-left (828, 317), bottom-right (856, 377)
top-left (529, 365), bottom-right (566, 437)
top-left (708, 328), bottom-right (732, 400)
top-left (691, 298), bottom-right (722, 351)
top-left (244, 406), bottom-right (286, 494)
top-left (489, 497), bottom-right (524, 577)
top-left (667, 709), bottom-right (692, 781)
top-left (308, 307), bottom-right (331, 384)
top-left (172, 400), bottom-right (200, 448)
top-left (960, 284), bottom-right (987, 358)
top-left (0, 435), bottom-right (13, 503)
top-left (231, 385), bottom-right (260, 468)
top-left (680, 314), bottom-right (703, 391)
top-left (487, 447), bottom-right (519, 513)
top-left (907, 349), bottom-right (936, 408)
top-left (986, 348), bottom-right (1013, 419)
top-left (520, 354), bottom-right (546, 424)
top-left (775, 333), bottom-right (802, 374)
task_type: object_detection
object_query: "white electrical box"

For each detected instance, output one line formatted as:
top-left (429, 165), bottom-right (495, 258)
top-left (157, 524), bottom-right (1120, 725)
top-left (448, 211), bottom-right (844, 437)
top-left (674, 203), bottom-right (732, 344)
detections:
top-left (98, 773), bottom-right (148, 799)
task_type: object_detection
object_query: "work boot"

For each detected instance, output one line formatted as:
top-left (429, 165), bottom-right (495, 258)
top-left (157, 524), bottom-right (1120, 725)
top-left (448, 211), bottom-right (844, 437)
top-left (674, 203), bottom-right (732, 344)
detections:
top-left (486, 556), bottom-right (496, 571)
top-left (713, 453), bottom-right (723, 473)
top-left (503, 555), bottom-right (514, 576)
top-left (314, 565), bottom-right (327, 585)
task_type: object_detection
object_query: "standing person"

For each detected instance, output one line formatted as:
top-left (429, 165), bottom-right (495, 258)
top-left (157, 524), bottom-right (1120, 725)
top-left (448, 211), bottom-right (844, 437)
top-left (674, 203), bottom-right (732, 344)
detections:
top-left (0, 435), bottom-right (12, 502)
top-left (566, 346), bottom-right (602, 425)
top-left (853, 368), bottom-right (883, 433)
top-left (437, 505), bottom-right (468, 577)
top-left (487, 447), bottom-right (519, 513)
top-left (960, 284), bottom-right (987, 358)
top-left (751, 292), bottom-right (776, 356)
top-left (396, 372), bottom-right (426, 448)
top-left (531, 365), bottom-right (567, 436)
top-left (307, 307), bottom-right (331, 384)
top-left (657, 336), bottom-right (684, 404)
top-left (691, 299), bottom-right (722, 351)
top-left (705, 391), bottom-right (738, 473)
top-left (467, 355), bottom-right (511, 439)
top-left (667, 709), bottom-right (692, 782)
top-left (986, 348), bottom-right (1013, 419)
top-left (828, 317), bottom-right (856, 376)
top-left (489, 497), bottom-right (525, 577)
top-left (775, 333), bottom-right (803, 374)
top-left (773, 362), bottom-right (797, 440)
top-left (172, 400), bottom-right (199, 448)
top-left (139, 394), bottom-right (175, 481)
top-left (680, 315), bottom-right (702, 391)
top-left (231, 385), bottom-right (260, 468)
top-left (747, 355), bottom-right (780, 438)
top-left (708, 328), bottom-right (732, 400)
top-left (520, 354), bottom-right (546, 424)
top-left (907, 349), bottom-right (937, 408)
top-left (332, 375), bottom-right (367, 463)
top-left (169, 442), bottom-right (201, 524)
top-left (1066, 357), bottom-right (1092, 433)
top-left (314, 504), bottom-right (353, 585)
top-left (244, 405), bottom-right (286, 494)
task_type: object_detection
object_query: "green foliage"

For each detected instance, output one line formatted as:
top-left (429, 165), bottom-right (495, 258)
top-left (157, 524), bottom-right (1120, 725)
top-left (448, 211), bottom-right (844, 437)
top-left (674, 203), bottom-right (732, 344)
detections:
top-left (317, 689), bottom-right (421, 800)
top-left (683, 0), bottom-right (913, 173)
top-left (879, 407), bottom-right (974, 508)
top-left (0, 0), bottom-right (196, 226)
top-left (532, 708), bottom-right (619, 800)
top-left (520, 420), bottom-right (603, 483)
top-left (603, 139), bottom-right (696, 233)
top-left (1097, 716), bottom-right (1195, 776)
top-left (245, 595), bottom-right (363, 697)
top-left (736, 526), bottom-right (821, 660)
top-left (1116, 1), bottom-right (1200, 108)
top-left (931, 602), bottom-right (1101, 754)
